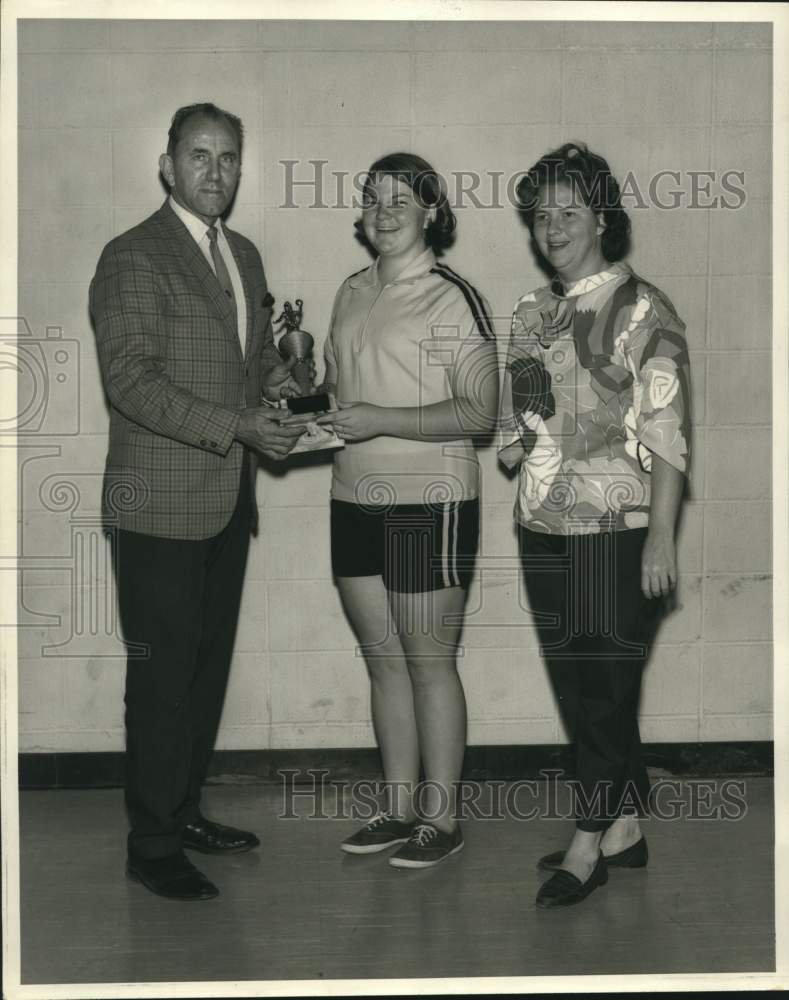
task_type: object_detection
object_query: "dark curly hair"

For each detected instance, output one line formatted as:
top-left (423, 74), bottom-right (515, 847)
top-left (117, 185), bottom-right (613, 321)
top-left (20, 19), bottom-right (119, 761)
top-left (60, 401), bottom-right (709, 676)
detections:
top-left (357, 152), bottom-right (456, 253)
top-left (166, 103), bottom-right (244, 158)
top-left (515, 141), bottom-right (631, 262)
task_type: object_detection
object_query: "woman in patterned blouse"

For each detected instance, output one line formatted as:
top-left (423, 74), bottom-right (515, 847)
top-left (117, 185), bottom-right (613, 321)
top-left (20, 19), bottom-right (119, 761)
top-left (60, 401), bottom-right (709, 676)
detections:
top-left (499, 142), bottom-right (691, 909)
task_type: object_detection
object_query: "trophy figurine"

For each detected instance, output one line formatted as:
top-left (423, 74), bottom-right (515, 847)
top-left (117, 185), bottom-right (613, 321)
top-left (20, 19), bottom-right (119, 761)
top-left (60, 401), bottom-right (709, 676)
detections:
top-left (273, 299), bottom-right (344, 454)
top-left (275, 299), bottom-right (315, 398)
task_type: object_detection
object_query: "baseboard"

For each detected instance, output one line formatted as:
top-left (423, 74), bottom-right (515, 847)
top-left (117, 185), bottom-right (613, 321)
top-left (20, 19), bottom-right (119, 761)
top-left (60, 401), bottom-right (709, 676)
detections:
top-left (18, 741), bottom-right (773, 790)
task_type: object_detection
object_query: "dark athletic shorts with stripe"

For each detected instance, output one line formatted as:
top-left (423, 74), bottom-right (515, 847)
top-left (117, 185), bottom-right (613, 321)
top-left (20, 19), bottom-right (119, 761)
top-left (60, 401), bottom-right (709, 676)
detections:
top-left (330, 498), bottom-right (479, 593)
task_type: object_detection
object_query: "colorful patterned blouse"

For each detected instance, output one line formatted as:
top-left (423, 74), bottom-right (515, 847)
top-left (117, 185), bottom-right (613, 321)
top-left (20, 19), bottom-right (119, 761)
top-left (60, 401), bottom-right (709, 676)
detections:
top-left (498, 261), bottom-right (691, 535)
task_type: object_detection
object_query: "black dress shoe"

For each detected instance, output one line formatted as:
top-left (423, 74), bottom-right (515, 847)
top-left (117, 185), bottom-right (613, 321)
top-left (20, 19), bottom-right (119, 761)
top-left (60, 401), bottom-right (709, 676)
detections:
top-left (126, 851), bottom-right (219, 900)
top-left (537, 835), bottom-right (648, 872)
top-left (183, 817), bottom-right (260, 855)
top-left (536, 853), bottom-right (608, 909)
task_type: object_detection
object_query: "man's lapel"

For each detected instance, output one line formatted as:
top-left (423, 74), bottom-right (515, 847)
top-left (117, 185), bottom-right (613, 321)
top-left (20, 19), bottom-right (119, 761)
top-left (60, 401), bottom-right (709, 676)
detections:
top-left (156, 201), bottom-right (242, 355)
top-left (225, 230), bottom-right (255, 354)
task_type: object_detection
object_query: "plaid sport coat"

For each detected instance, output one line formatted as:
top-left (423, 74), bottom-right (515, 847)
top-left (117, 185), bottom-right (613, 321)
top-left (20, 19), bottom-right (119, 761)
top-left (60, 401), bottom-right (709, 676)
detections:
top-left (90, 200), bottom-right (281, 540)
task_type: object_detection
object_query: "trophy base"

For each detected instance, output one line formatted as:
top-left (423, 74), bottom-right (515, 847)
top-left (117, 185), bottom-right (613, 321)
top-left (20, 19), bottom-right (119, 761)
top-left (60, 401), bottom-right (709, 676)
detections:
top-left (278, 392), bottom-right (345, 454)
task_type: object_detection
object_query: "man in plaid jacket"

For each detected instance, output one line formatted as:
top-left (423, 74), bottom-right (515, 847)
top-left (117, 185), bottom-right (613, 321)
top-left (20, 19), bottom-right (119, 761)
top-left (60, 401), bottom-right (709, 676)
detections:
top-left (90, 103), bottom-right (305, 901)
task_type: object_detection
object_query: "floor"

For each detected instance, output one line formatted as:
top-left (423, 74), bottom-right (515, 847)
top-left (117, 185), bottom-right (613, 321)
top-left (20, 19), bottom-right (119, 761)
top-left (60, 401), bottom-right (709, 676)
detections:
top-left (17, 776), bottom-right (774, 986)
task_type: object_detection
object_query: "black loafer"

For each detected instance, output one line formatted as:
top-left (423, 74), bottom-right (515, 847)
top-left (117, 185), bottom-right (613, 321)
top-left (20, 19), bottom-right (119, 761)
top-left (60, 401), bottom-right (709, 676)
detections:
top-left (183, 817), bottom-right (260, 855)
top-left (126, 851), bottom-right (219, 900)
top-left (536, 853), bottom-right (608, 909)
top-left (538, 835), bottom-right (648, 872)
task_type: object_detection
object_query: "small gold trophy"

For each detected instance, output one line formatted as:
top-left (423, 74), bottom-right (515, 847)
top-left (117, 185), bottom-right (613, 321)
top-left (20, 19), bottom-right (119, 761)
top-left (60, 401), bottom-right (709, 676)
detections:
top-left (274, 299), bottom-right (343, 454)
top-left (275, 300), bottom-right (313, 396)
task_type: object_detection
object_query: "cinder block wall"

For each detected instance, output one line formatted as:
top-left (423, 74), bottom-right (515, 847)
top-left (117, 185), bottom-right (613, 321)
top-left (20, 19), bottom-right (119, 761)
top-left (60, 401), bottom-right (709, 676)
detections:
top-left (16, 19), bottom-right (772, 753)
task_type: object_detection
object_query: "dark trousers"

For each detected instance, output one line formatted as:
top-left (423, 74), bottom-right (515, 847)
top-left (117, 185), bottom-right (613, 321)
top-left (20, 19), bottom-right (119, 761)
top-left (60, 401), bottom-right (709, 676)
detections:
top-left (520, 527), bottom-right (663, 832)
top-left (114, 464), bottom-right (252, 859)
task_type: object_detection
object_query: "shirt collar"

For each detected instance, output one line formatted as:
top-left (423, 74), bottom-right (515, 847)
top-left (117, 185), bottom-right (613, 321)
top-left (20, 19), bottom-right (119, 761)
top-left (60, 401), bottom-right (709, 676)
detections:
top-left (168, 195), bottom-right (222, 246)
top-left (348, 247), bottom-right (438, 289)
top-left (551, 260), bottom-right (630, 299)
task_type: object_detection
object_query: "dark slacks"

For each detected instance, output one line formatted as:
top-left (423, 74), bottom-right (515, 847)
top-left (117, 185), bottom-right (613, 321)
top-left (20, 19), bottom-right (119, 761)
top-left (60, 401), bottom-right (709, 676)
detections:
top-left (520, 526), bottom-right (663, 832)
top-left (114, 463), bottom-right (252, 859)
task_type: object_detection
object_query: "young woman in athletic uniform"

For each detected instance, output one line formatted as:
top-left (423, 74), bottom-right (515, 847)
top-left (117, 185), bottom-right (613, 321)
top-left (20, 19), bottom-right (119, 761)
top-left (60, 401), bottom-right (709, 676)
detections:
top-left (317, 152), bottom-right (499, 869)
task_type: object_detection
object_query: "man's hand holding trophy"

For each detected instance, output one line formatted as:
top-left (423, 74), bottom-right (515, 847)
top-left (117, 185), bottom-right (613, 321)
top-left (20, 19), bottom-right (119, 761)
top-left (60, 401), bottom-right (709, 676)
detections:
top-left (271, 299), bottom-right (344, 454)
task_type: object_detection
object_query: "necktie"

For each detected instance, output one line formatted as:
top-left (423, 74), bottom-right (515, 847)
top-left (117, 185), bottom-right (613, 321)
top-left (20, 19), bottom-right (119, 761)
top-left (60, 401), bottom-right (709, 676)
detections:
top-left (206, 225), bottom-right (239, 341)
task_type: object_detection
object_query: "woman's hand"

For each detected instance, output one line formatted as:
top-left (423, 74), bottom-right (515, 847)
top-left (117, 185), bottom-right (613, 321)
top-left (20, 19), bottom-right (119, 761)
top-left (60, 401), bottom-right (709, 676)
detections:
top-left (641, 526), bottom-right (677, 599)
top-left (642, 452), bottom-right (684, 599)
top-left (316, 401), bottom-right (390, 442)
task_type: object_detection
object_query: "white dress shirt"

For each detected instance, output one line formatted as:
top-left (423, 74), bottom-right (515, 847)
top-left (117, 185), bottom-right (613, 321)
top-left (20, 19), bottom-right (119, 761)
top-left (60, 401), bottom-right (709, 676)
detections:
top-left (168, 196), bottom-right (248, 354)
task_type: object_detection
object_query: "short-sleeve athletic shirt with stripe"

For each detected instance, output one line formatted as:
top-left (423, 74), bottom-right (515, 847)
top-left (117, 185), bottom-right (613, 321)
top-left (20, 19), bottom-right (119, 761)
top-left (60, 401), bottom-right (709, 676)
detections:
top-left (324, 247), bottom-right (495, 506)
